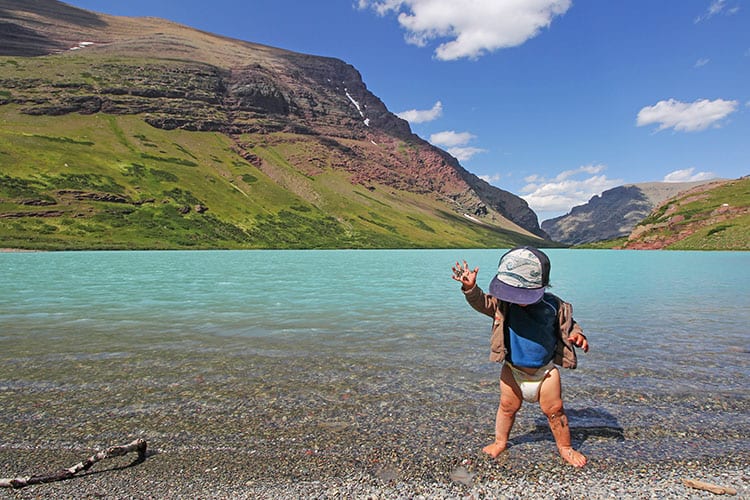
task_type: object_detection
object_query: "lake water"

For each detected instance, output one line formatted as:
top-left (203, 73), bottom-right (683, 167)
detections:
top-left (1, 249), bottom-right (748, 472)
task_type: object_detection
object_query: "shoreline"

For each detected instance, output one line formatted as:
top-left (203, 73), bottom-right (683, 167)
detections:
top-left (1, 444), bottom-right (747, 499)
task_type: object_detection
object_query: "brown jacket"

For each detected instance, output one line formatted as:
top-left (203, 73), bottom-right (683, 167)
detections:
top-left (463, 285), bottom-right (582, 369)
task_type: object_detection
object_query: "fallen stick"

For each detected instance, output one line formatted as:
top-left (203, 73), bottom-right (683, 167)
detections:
top-left (0, 438), bottom-right (147, 489)
top-left (682, 478), bottom-right (737, 495)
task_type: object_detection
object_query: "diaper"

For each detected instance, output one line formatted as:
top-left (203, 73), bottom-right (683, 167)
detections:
top-left (507, 361), bottom-right (555, 403)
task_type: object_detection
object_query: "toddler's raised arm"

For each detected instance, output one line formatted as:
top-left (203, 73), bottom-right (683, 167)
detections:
top-left (451, 260), bottom-right (478, 291)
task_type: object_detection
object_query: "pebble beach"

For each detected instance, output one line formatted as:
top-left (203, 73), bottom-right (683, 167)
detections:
top-left (0, 346), bottom-right (747, 499)
top-left (1, 447), bottom-right (747, 499)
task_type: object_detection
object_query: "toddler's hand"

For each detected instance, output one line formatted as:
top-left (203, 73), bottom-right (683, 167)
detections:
top-left (452, 260), bottom-right (478, 290)
top-left (568, 332), bottom-right (589, 353)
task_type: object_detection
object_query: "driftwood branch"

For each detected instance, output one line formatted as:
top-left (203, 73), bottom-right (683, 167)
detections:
top-left (0, 438), bottom-right (147, 489)
top-left (682, 478), bottom-right (738, 496)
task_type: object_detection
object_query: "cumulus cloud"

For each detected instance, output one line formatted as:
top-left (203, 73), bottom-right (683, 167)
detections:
top-left (636, 98), bottom-right (739, 132)
top-left (520, 164), bottom-right (622, 217)
top-left (429, 130), bottom-right (485, 161)
top-left (396, 101), bottom-right (443, 123)
top-left (447, 146), bottom-right (486, 162)
top-left (429, 130), bottom-right (474, 147)
top-left (359, 0), bottom-right (572, 60)
top-left (663, 168), bottom-right (717, 182)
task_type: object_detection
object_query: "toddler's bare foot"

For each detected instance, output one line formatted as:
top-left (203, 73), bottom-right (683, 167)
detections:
top-left (482, 441), bottom-right (507, 458)
top-left (559, 446), bottom-right (587, 467)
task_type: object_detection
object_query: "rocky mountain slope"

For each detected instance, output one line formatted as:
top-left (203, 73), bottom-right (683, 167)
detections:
top-left (0, 0), bottom-right (548, 250)
top-left (622, 176), bottom-right (749, 250)
top-left (541, 181), bottom-right (712, 245)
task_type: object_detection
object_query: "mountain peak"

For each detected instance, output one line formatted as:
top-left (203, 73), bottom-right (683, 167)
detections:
top-left (541, 180), bottom-right (716, 245)
top-left (0, 0), bottom-right (547, 249)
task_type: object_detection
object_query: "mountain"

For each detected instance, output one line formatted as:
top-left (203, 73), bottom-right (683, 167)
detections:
top-left (540, 181), bottom-right (713, 245)
top-left (0, 0), bottom-right (548, 250)
top-left (621, 176), bottom-right (749, 250)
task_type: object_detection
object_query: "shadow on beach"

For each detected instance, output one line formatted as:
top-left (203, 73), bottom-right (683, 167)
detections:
top-left (510, 407), bottom-right (625, 448)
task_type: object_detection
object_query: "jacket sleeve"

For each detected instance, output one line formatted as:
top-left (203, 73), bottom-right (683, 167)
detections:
top-left (554, 297), bottom-right (582, 369)
top-left (462, 285), bottom-right (499, 318)
top-left (464, 285), bottom-right (508, 363)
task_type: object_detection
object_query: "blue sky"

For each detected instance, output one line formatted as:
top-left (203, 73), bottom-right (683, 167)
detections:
top-left (63, 0), bottom-right (749, 221)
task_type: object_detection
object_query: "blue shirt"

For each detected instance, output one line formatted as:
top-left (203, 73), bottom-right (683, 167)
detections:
top-left (507, 293), bottom-right (558, 368)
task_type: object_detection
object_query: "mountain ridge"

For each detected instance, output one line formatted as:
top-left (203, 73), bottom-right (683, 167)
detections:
top-left (0, 0), bottom-right (549, 250)
top-left (541, 180), bottom-right (715, 245)
top-left (621, 176), bottom-right (749, 250)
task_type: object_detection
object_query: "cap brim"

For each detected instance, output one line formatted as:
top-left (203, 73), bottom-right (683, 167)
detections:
top-left (489, 277), bottom-right (545, 305)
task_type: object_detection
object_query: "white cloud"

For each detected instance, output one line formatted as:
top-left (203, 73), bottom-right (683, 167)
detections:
top-left (429, 130), bottom-right (475, 147)
top-left (694, 0), bottom-right (738, 22)
top-left (479, 173), bottom-right (502, 184)
top-left (636, 98), bottom-right (739, 132)
top-left (703, 0), bottom-right (726, 19)
top-left (447, 146), bottom-right (486, 162)
top-left (663, 168), bottom-right (716, 183)
top-left (429, 130), bottom-right (485, 161)
top-left (523, 164), bottom-right (606, 187)
top-left (396, 101), bottom-right (443, 123)
top-left (359, 0), bottom-right (572, 60)
top-left (520, 164), bottom-right (622, 217)
top-left (694, 58), bottom-right (710, 68)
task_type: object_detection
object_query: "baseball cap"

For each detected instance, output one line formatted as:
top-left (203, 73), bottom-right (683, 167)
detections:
top-left (489, 246), bottom-right (550, 304)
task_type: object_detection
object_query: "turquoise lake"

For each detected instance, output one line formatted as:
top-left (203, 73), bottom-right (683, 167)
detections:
top-left (1, 249), bottom-right (748, 467)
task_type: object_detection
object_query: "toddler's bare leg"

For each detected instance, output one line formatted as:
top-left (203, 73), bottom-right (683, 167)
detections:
top-left (538, 368), bottom-right (587, 467)
top-left (484, 364), bottom-right (522, 457)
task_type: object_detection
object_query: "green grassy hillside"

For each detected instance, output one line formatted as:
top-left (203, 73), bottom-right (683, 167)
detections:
top-left (0, 106), bottom-right (544, 250)
top-left (583, 177), bottom-right (750, 251)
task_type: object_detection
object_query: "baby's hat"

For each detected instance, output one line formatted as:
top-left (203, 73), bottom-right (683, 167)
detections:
top-left (489, 246), bottom-right (550, 304)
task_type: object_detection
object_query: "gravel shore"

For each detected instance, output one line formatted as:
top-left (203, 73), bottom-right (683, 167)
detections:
top-left (2, 357), bottom-right (749, 498)
top-left (1, 420), bottom-right (747, 499)
top-left (1, 321), bottom-right (747, 499)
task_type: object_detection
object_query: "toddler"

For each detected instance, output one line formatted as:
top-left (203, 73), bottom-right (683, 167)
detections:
top-left (452, 246), bottom-right (589, 467)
